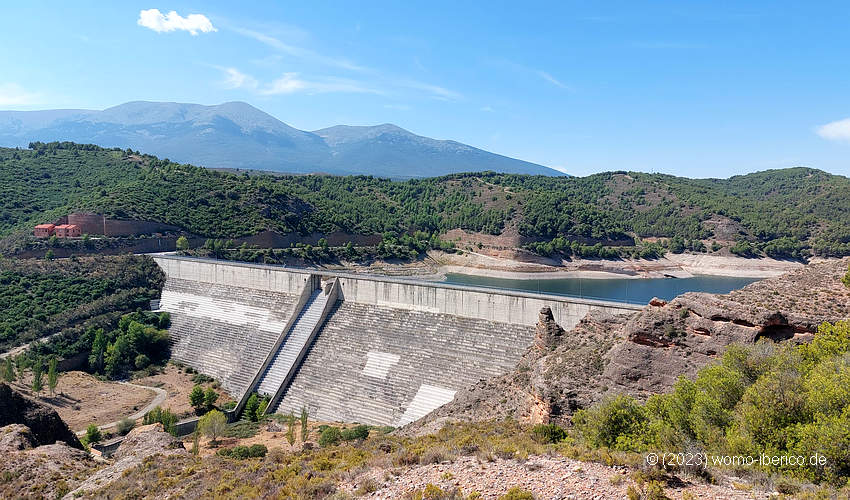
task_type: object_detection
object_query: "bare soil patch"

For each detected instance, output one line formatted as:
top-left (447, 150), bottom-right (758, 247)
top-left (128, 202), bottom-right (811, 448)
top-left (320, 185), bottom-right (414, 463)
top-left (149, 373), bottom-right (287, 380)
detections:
top-left (8, 371), bottom-right (155, 432)
top-left (133, 363), bottom-right (233, 420)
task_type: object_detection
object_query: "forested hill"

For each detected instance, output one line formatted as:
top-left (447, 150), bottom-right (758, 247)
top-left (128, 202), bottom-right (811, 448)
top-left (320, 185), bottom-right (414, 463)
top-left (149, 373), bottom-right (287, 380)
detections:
top-left (4, 141), bottom-right (850, 257)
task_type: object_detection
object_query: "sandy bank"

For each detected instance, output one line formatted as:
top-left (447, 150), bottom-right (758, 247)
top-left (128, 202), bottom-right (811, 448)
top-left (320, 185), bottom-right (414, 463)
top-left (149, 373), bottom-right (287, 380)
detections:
top-left (429, 250), bottom-right (809, 280)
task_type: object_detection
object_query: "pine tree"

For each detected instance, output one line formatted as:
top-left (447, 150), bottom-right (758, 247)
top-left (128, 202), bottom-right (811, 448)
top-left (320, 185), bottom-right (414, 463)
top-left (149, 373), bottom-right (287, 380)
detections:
top-left (300, 406), bottom-right (309, 442)
top-left (3, 357), bottom-right (15, 383)
top-left (244, 393), bottom-right (259, 422)
top-left (189, 385), bottom-right (205, 412)
top-left (203, 387), bottom-right (219, 410)
top-left (47, 357), bottom-right (58, 397)
top-left (89, 328), bottom-right (107, 373)
top-left (31, 359), bottom-right (44, 395)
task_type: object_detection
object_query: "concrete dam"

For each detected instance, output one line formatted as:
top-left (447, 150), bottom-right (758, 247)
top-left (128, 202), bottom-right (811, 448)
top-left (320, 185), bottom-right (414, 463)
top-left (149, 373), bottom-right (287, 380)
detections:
top-left (153, 256), bottom-right (642, 426)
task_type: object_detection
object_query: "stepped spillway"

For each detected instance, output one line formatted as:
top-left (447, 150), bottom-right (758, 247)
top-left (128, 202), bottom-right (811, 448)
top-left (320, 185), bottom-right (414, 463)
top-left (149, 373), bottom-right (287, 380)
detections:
top-left (256, 288), bottom-right (329, 397)
top-left (160, 277), bottom-right (300, 399)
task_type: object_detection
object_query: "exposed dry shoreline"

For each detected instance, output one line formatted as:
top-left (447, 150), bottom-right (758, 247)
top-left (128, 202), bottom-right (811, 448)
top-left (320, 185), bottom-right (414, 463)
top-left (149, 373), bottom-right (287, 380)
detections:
top-left (427, 250), bottom-right (811, 280)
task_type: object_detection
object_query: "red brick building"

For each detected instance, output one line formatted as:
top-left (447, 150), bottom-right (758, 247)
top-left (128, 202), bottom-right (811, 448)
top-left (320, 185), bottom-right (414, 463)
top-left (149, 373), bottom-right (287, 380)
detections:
top-left (34, 224), bottom-right (56, 238)
top-left (54, 224), bottom-right (82, 238)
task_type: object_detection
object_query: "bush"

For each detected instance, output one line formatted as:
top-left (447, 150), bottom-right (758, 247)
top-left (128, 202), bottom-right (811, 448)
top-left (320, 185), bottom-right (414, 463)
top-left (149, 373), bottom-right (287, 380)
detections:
top-left (318, 426), bottom-right (342, 447)
top-left (143, 406), bottom-right (178, 435)
top-left (340, 424), bottom-right (369, 441)
top-left (573, 395), bottom-right (648, 451)
top-left (116, 417), bottom-right (135, 436)
top-left (842, 264), bottom-right (850, 289)
top-left (216, 443), bottom-right (267, 459)
top-left (531, 423), bottom-right (567, 444)
top-left (575, 321), bottom-right (850, 486)
top-left (85, 424), bottom-right (102, 445)
top-left (499, 488), bottom-right (535, 500)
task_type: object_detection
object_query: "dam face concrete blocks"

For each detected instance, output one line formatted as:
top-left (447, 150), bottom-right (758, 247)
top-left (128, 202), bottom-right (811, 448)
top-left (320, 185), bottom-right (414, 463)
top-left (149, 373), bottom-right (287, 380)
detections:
top-left (152, 256), bottom-right (641, 425)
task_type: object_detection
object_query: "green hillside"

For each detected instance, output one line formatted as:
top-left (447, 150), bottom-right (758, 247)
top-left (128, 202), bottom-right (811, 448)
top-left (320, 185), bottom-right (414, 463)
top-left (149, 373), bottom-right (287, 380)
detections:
top-left (4, 141), bottom-right (850, 257)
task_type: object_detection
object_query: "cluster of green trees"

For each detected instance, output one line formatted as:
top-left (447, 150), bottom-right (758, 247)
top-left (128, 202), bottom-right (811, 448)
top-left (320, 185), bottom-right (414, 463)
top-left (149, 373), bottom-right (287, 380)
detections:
top-left (525, 237), bottom-right (666, 260)
top-left (317, 424), bottom-right (370, 447)
top-left (190, 231), bottom-right (456, 265)
top-left (87, 311), bottom-right (170, 379)
top-left (189, 384), bottom-right (220, 414)
top-left (5, 143), bottom-right (850, 258)
top-left (574, 320), bottom-right (850, 485)
top-left (143, 406), bottom-right (179, 435)
top-left (0, 255), bottom-right (163, 354)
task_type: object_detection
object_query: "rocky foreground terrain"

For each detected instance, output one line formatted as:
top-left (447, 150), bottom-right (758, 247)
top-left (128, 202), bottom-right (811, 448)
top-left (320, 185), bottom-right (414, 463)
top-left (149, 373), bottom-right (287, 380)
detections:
top-left (416, 257), bottom-right (850, 429)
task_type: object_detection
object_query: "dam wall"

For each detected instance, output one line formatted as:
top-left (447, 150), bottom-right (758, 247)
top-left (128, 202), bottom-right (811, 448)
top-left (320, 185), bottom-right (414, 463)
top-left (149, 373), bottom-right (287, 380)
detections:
top-left (152, 255), bottom-right (641, 425)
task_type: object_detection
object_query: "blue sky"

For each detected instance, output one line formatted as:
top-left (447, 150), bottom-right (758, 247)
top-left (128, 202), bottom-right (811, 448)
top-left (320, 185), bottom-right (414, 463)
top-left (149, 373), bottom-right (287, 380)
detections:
top-left (1, 1), bottom-right (850, 177)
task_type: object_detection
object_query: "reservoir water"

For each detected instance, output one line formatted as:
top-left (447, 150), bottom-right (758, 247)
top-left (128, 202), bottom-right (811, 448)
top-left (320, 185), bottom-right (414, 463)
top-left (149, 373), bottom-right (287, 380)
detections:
top-left (441, 273), bottom-right (761, 305)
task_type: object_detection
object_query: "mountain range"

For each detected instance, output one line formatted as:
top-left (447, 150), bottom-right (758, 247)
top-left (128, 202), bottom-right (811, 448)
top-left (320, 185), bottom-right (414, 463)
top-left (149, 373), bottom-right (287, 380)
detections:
top-left (0, 101), bottom-right (561, 178)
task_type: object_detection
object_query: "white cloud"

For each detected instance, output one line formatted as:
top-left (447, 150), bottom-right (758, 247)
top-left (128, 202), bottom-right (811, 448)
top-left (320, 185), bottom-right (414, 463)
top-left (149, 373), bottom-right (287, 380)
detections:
top-left (396, 79), bottom-right (462, 101)
top-left (536, 70), bottom-right (570, 90)
top-left (480, 106), bottom-right (495, 112)
top-left (137, 9), bottom-right (216, 35)
top-left (233, 27), bottom-right (362, 71)
top-left (0, 83), bottom-right (41, 107)
top-left (551, 165), bottom-right (571, 174)
top-left (816, 118), bottom-right (850, 142)
top-left (260, 73), bottom-right (382, 95)
top-left (220, 67), bottom-right (258, 90)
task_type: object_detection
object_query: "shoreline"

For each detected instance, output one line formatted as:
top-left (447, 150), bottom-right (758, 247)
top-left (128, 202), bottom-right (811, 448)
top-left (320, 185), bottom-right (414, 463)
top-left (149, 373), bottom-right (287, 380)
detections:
top-left (424, 251), bottom-right (811, 281)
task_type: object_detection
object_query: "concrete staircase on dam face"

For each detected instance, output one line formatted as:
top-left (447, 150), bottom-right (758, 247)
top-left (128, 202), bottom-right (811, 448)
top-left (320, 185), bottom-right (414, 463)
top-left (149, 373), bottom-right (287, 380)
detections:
top-left (159, 278), bottom-right (299, 399)
top-left (274, 301), bottom-right (536, 427)
top-left (256, 289), bottom-right (329, 397)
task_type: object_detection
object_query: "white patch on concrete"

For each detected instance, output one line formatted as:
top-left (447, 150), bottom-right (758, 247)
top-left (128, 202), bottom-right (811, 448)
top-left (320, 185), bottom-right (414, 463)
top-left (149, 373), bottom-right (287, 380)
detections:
top-left (362, 351), bottom-right (401, 379)
top-left (396, 384), bottom-right (457, 427)
top-left (159, 290), bottom-right (288, 333)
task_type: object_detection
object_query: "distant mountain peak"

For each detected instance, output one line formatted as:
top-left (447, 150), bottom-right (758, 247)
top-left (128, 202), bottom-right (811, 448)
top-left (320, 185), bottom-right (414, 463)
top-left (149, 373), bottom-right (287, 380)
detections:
top-left (0, 101), bottom-right (565, 178)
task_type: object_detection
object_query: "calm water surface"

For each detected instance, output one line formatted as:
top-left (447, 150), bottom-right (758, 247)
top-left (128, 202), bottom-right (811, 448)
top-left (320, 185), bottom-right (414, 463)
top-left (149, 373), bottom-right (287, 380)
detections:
top-left (441, 273), bottom-right (761, 304)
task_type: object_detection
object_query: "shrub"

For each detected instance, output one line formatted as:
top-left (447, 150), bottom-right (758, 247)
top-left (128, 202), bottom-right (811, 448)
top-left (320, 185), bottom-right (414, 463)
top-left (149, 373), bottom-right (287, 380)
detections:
top-left (498, 488), bottom-right (535, 500)
top-left (143, 406), bottom-right (178, 435)
top-left (134, 353), bottom-right (150, 369)
top-left (530, 424), bottom-right (566, 444)
top-left (318, 426), bottom-right (342, 447)
top-left (85, 424), bottom-right (102, 445)
top-left (217, 444), bottom-right (267, 459)
top-left (573, 395), bottom-right (648, 451)
top-left (842, 263), bottom-right (850, 289)
top-left (340, 424), bottom-right (369, 441)
top-left (116, 417), bottom-right (135, 436)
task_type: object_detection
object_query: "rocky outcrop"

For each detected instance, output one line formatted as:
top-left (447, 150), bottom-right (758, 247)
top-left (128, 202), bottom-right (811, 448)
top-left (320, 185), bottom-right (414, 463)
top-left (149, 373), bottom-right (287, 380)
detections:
top-left (410, 258), bottom-right (850, 429)
top-left (65, 423), bottom-right (188, 498)
top-left (602, 258), bottom-right (850, 397)
top-left (534, 306), bottom-right (565, 350)
top-left (0, 424), bottom-right (97, 499)
top-left (0, 383), bottom-right (82, 449)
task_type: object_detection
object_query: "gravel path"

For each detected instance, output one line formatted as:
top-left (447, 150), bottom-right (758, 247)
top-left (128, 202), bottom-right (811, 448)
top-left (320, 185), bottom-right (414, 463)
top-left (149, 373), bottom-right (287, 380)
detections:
top-left (74, 382), bottom-right (167, 436)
